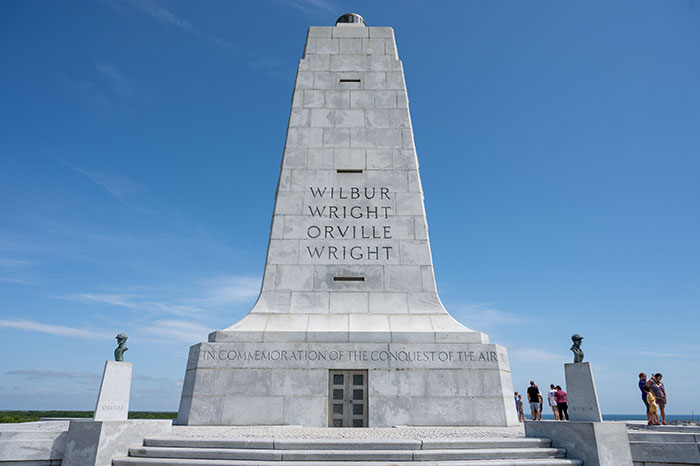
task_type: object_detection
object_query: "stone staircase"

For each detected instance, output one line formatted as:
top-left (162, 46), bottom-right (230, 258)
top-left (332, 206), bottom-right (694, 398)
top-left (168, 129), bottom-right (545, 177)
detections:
top-left (0, 421), bottom-right (68, 465)
top-left (113, 437), bottom-right (583, 465)
top-left (627, 424), bottom-right (700, 466)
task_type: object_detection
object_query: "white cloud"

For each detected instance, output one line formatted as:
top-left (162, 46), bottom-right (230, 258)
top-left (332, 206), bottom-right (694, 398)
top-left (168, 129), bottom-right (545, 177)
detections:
top-left (250, 58), bottom-right (287, 76)
top-left (52, 155), bottom-right (145, 211)
top-left (0, 257), bottom-right (34, 268)
top-left (121, 0), bottom-right (236, 50)
top-left (5, 369), bottom-right (101, 382)
top-left (95, 61), bottom-right (133, 97)
top-left (126, 0), bottom-right (193, 31)
top-left (69, 292), bottom-right (143, 310)
top-left (147, 319), bottom-right (213, 343)
top-left (509, 346), bottom-right (565, 364)
top-left (0, 256), bottom-right (36, 284)
top-left (64, 274), bottom-right (260, 318)
top-left (632, 350), bottom-right (694, 359)
top-left (451, 302), bottom-right (524, 329)
top-left (194, 275), bottom-right (261, 306)
top-left (284, 0), bottom-right (340, 13)
top-left (0, 319), bottom-right (113, 340)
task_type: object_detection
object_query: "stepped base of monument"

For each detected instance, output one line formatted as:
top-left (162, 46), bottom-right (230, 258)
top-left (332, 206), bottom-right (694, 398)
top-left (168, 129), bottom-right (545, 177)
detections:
top-left (177, 336), bottom-right (519, 427)
top-left (112, 427), bottom-right (582, 465)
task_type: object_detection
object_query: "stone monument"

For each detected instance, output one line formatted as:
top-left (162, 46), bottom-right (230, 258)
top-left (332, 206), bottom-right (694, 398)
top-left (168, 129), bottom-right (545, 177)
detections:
top-left (62, 336), bottom-right (171, 466)
top-left (177, 14), bottom-right (518, 427)
top-left (525, 334), bottom-right (632, 466)
top-left (565, 335), bottom-right (603, 422)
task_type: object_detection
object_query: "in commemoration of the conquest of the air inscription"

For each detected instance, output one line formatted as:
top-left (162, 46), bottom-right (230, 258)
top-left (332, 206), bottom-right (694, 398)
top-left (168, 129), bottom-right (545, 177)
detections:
top-left (191, 343), bottom-right (509, 371)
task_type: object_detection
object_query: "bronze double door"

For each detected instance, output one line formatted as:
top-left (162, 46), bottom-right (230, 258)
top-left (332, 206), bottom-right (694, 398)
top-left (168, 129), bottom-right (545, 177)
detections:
top-left (328, 370), bottom-right (368, 427)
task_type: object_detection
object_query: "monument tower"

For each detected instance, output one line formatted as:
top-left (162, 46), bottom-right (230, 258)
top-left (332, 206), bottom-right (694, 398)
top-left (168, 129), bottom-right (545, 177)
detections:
top-left (178, 14), bottom-right (518, 427)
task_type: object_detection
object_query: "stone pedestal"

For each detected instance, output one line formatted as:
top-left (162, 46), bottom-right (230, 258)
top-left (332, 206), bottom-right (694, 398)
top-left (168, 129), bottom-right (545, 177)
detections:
top-left (525, 421), bottom-right (632, 466)
top-left (177, 338), bottom-right (517, 427)
top-left (94, 361), bottom-right (132, 421)
top-left (62, 419), bottom-right (171, 466)
top-left (565, 362), bottom-right (603, 422)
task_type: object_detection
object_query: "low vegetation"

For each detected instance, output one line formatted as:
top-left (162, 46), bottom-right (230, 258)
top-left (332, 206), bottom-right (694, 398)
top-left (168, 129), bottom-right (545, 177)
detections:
top-left (0, 411), bottom-right (177, 423)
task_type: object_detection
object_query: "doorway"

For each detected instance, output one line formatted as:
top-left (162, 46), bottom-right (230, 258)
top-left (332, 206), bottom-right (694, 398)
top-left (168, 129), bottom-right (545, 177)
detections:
top-left (328, 370), bottom-right (368, 427)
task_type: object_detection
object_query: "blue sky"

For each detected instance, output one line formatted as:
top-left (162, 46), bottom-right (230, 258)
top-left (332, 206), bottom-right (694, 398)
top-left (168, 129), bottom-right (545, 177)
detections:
top-left (1, 1), bottom-right (699, 415)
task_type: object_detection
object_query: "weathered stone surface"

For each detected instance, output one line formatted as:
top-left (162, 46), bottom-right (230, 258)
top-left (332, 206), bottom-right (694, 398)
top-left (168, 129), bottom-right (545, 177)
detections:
top-left (565, 362), bottom-right (603, 422)
top-left (177, 20), bottom-right (516, 428)
top-left (93, 361), bottom-right (132, 421)
top-left (62, 420), bottom-right (171, 466)
top-left (628, 426), bottom-right (700, 466)
top-left (525, 421), bottom-right (632, 466)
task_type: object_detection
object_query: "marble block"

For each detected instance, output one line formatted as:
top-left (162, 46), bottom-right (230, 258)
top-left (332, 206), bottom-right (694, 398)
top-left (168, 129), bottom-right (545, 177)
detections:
top-left (565, 362), bottom-right (603, 422)
top-left (62, 419), bottom-right (171, 466)
top-left (93, 361), bottom-right (132, 421)
top-left (525, 421), bottom-right (632, 466)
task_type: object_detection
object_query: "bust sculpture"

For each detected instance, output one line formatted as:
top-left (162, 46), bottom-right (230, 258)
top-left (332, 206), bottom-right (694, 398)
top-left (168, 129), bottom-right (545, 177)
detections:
top-left (114, 333), bottom-right (128, 362)
top-left (570, 333), bottom-right (584, 363)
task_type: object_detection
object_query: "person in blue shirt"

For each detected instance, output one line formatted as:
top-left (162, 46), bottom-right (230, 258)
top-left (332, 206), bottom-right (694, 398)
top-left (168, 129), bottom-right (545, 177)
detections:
top-left (639, 372), bottom-right (652, 425)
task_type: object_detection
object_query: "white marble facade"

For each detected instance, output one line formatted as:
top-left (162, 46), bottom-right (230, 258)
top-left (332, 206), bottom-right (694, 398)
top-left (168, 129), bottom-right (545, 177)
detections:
top-left (178, 21), bottom-right (519, 427)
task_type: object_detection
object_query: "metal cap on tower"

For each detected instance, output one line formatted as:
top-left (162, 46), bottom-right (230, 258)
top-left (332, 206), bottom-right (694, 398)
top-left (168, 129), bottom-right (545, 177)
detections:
top-left (335, 13), bottom-right (366, 26)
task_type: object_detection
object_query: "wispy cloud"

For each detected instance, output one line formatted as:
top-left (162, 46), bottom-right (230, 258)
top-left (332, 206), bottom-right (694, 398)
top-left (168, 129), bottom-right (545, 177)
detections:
top-left (56, 72), bottom-right (112, 111)
top-left (0, 319), bottom-right (113, 340)
top-left (147, 319), bottom-right (213, 343)
top-left (451, 302), bottom-right (524, 329)
top-left (284, 0), bottom-right (340, 13)
top-left (0, 256), bottom-right (36, 284)
top-left (5, 369), bottom-right (101, 382)
top-left (509, 346), bottom-right (564, 363)
top-left (250, 57), bottom-right (287, 77)
top-left (194, 275), bottom-right (261, 306)
top-left (52, 155), bottom-right (146, 211)
top-left (632, 350), bottom-right (693, 359)
top-left (64, 274), bottom-right (260, 318)
top-left (120, 0), bottom-right (236, 50)
top-left (127, 0), bottom-right (193, 31)
top-left (0, 258), bottom-right (33, 268)
top-left (95, 61), bottom-right (133, 97)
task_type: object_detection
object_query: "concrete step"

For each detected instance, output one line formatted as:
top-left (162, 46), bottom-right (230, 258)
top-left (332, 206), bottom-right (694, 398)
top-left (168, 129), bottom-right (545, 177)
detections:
top-left (629, 440), bottom-right (700, 465)
top-left (119, 434), bottom-right (581, 465)
top-left (114, 458), bottom-right (583, 466)
top-left (143, 437), bottom-right (552, 451)
top-left (127, 446), bottom-right (568, 462)
top-left (627, 431), bottom-right (700, 443)
top-left (627, 423), bottom-right (700, 433)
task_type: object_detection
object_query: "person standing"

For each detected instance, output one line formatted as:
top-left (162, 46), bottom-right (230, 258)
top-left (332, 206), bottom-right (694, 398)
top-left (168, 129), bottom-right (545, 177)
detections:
top-left (644, 385), bottom-right (661, 425)
top-left (515, 393), bottom-right (525, 422)
top-left (639, 373), bottom-right (652, 424)
top-left (548, 384), bottom-right (560, 420)
top-left (527, 381), bottom-right (542, 420)
top-left (651, 373), bottom-right (668, 425)
top-left (554, 385), bottom-right (569, 421)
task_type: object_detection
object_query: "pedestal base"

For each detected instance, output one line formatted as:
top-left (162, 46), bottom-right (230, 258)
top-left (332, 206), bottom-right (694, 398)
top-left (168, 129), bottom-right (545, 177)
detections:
top-left (565, 362), bottom-right (603, 422)
top-left (525, 421), bottom-right (632, 466)
top-left (94, 361), bottom-right (132, 421)
top-left (176, 338), bottom-right (519, 427)
top-left (62, 419), bottom-right (171, 466)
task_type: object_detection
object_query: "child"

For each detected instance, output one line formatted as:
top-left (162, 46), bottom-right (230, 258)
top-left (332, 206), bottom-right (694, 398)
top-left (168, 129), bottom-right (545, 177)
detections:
top-left (644, 385), bottom-right (661, 425)
top-left (517, 394), bottom-right (525, 422)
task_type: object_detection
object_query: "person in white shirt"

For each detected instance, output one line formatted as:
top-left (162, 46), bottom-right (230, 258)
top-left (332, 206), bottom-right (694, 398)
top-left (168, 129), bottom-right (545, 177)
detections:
top-left (548, 384), bottom-right (560, 420)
